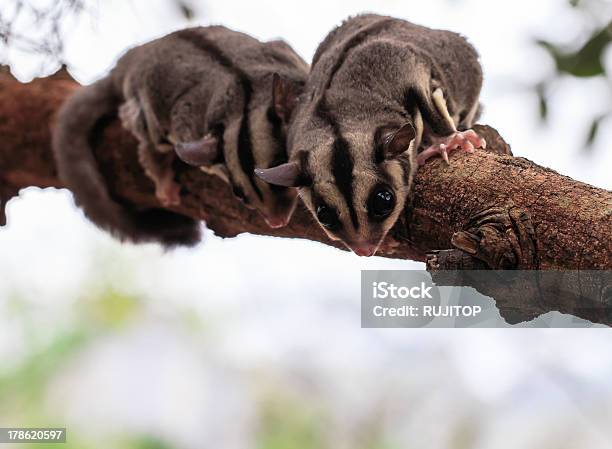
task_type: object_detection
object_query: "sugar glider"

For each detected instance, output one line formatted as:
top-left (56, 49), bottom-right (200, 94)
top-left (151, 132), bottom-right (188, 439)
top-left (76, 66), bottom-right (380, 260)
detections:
top-left (53, 26), bottom-right (307, 246)
top-left (255, 14), bottom-right (486, 256)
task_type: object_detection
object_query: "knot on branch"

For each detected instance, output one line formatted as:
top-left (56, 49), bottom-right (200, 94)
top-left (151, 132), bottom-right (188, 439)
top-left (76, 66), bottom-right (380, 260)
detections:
top-left (0, 65), bottom-right (16, 80)
top-left (450, 202), bottom-right (539, 269)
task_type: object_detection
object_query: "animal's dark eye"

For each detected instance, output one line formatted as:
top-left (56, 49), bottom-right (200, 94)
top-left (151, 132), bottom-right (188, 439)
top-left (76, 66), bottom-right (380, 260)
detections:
top-left (316, 205), bottom-right (340, 231)
top-left (369, 187), bottom-right (395, 219)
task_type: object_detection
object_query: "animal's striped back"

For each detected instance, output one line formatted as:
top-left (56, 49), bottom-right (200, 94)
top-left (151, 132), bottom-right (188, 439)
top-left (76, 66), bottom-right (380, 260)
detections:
top-left (174, 27), bottom-right (307, 227)
top-left (258, 15), bottom-right (481, 255)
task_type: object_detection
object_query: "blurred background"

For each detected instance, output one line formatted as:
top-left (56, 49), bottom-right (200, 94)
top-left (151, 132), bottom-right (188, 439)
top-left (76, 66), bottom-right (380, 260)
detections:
top-left (1, 0), bottom-right (612, 448)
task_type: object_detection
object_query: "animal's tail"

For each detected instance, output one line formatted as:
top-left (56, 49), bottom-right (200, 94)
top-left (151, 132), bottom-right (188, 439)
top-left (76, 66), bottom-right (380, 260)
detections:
top-left (52, 77), bottom-right (201, 247)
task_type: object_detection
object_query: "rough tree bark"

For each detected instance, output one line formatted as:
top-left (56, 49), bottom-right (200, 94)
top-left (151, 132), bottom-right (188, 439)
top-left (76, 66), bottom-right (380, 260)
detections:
top-left (0, 69), bottom-right (611, 324)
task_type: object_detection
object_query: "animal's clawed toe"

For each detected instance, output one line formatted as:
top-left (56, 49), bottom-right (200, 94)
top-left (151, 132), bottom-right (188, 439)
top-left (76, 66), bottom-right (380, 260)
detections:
top-left (417, 129), bottom-right (486, 166)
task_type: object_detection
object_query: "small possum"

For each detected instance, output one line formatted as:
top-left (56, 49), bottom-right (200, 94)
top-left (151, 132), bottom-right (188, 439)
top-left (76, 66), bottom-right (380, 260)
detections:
top-left (255, 14), bottom-right (486, 256)
top-left (53, 26), bottom-right (307, 246)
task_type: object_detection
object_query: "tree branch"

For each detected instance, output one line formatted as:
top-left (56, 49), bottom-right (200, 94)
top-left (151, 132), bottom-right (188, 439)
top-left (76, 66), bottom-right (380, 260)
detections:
top-left (1, 71), bottom-right (610, 270)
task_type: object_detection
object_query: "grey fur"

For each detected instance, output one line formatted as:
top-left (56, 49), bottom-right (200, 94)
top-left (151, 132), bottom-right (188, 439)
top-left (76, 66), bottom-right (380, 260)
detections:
top-left (53, 26), bottom-right (308, 246)
top-left (256, 14), bottom-right (483, 255)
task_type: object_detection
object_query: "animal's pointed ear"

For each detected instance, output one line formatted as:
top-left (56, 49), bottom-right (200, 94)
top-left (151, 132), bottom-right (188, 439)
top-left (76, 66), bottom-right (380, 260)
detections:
top-left (175, 134), bottom-right (219, 166)
top-left (272, 73), bottom-right (303, 124)
top-left (254, 162), bottom-right (303, 187)
top-left (383, 122), bottom-right (416, 158)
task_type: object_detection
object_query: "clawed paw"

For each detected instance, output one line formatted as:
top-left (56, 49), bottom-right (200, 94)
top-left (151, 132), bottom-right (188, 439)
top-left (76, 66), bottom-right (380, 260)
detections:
top-left (417, 129), bottom-right (486, 166)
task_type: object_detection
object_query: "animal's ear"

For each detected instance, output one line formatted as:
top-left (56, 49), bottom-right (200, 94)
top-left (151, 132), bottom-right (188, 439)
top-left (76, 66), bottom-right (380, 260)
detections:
top-left (254, 162), bottom-right (303, 187)
top-left (175, 134), bottom-right (219, 166)
top-left (272, 73), bottom-right (303, 124)
top-left (383, 122), bottom-right (416, 158)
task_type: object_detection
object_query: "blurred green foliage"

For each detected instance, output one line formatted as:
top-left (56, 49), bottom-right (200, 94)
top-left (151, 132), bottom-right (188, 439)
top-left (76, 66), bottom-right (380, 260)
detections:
top-left (0, 329), bottom-right (90, 409)
top-left (85, 288), bottom-right (140, 329)
top-left (257, 394), bottom-right (326, 449)
top-left (255, 392), bottom-right (397, 449)
top-left (536, 23), bottom-right (610, 78)
top-left (128, 435), bottom-right (176, 449)
top-left (0, 288), bottom-right (150, 449)
top-left (0, 283), bottom-right (400, 449)
top-left (534, 0), bottom-right (611, 149)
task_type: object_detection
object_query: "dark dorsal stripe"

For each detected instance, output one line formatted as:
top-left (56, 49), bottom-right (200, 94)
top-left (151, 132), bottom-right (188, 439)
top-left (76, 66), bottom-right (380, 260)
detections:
top-left (266, 106), bottom-right (288, 166)
top-left (265, 106), bottom-right (289, 192)
top-left (314, 17), bottom-right (394, 127)
top-left (296, 150), bottom-right (313, 187)
top-left (236, 83), bottom-right (262, 199)
top-left (316, 18), bottom-right (394, 114)
top-left (310, 19), bottom-right (395, 231)
top-left (213, 123), bottom-right (226, 164)
top-left (176, 29), bottom-right (262, 200)
top-left (316, 101), bottom-right (359, 229)
top-left (331, 126), bottom-right (359, 230)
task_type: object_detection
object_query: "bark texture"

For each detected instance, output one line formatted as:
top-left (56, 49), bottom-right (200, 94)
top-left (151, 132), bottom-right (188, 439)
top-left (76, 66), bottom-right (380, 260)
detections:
top-left (1, 70), bottom-right (611, 323)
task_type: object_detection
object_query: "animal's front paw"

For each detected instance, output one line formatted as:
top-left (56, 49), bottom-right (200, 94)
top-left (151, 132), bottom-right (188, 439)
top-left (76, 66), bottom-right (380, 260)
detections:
top-left (417, 129), bottom-right (486, 166)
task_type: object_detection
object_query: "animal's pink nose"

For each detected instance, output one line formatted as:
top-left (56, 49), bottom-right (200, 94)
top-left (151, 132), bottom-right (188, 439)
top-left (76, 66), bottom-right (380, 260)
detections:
top-left (350, 243), bottom-right (378, 257)
top-left (264, 216), bottom-right (290, 228)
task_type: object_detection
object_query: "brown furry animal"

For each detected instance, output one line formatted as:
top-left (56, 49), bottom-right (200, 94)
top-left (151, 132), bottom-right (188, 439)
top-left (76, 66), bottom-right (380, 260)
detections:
top-left (256, 14), bottom-right (485, 256)
top-left (53, 26), bottom-right (307, 246)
